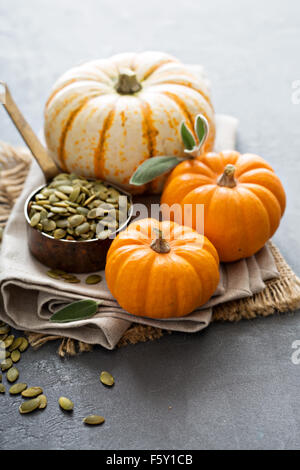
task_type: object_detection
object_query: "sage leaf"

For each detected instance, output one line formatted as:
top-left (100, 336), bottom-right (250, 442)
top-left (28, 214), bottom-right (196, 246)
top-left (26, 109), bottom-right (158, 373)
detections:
top-left (180, 121), bottom-right (196, 150)
top-left (130, 156), bottom-right (182, 186)
top-left (194, 114), bottom-right (208, 147)
top-left (50, 299), bottom-right (102, 323)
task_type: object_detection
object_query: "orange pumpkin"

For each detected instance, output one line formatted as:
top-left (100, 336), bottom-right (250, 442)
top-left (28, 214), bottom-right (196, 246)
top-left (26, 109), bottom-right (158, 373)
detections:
top-left (105, 218), bottom-right (219, 318)
top-left (161, 151), bottom-right (286, 262)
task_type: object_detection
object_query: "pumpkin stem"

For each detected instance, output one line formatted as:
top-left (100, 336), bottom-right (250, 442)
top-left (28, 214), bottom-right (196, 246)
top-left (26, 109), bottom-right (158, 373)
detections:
top-left (217, 164), bottom-right (237, 188)
top-left (150, 228), bottom-right (171, 254)
top-left (115, 68), bottom-right (142, 94)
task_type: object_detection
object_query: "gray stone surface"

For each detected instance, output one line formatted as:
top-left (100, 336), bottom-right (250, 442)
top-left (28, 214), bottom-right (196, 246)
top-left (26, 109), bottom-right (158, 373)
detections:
top-left (0, 0), bottom-right (299, 450)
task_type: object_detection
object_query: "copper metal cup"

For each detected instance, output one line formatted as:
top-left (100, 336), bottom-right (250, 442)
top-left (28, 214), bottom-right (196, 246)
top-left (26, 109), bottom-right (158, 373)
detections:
top-left (24, 184), bottom-right (133, 273)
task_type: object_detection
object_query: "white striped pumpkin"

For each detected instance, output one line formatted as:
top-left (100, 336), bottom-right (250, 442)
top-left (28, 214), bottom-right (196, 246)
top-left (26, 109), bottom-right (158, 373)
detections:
top-left (44, 51), bottom-right (215, 193)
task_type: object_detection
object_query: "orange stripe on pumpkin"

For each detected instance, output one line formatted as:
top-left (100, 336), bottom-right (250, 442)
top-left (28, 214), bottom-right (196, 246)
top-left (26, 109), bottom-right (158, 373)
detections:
top-left (58, 98), bottom-right (89, 170)
top-left (94, 106), bottom-right (116, 179)
top-left (161, 81), bottom-right (213, 109)
top-left (162, 91), bottom-right (195, 131)
top-left (140, 99), bottom-right (158, 159)
top-left (142, 59), bottom-right (175, 80)
top-left (45, 77), bottom-right (107, 109)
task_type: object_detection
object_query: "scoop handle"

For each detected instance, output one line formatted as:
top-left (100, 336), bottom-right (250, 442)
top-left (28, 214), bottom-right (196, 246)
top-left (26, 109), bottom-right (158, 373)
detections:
top-left (0, 81), bottom-right (59, 181)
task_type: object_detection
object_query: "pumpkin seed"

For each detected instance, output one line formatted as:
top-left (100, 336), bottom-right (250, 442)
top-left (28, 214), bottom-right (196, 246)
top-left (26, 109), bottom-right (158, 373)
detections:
top-left (22, 386), bottom-right (43, 397)
top-left (4, 335), bottom-right (14, 348)
top-left (42, 219), bottom-right (56, 232)
top-left (61, 273), bottom-right (77, 280)
top-left (68, 214), bottom-right (86, 227)
top-left (53, 228), bottom-right (66, 239)
top-left (56, 219), bottom-right (69, 228)
top-left (11, 350), bottom-right (21, 362)
top-left (9, 337), bottom-right (23, 352)
top-left (100, 371), bottom-right (114, 387)
top-left (47, 270), bottom-right (61, 279)
top-left (1, 358), bottom-right (13, 371)
top-left (38, 394), bottom-right (47, 409)
top-left (9, 383), bottom-right (27, 395)
top-left (83, 415), bottom-right (105, 425)
top-left (85, 274), bottom-right (102, 285)
top-left (51, 269), bottom-right (66, 276)
top-left (64, 277), bottom-right (80, 284)
top-left (58, 396), bottom-right (74, 411)
top-left (5, 351), bottom-right (11, 358)
top-left (0, 384), bottom-right (5, 393)
top-left (30, 212), bottom-right (41, 227)
top-left (19, 397), bottom-right (41, 414)
top-left (7, 366), bottom-right (19, 382)
top-left (58, 185), bottom-right (73, 194)
top-left (18, 338), bottom-right (29, 352)
top-left (54, 190), bottom-right (69, 200)
top-left (75, 222), bottom-right (90, 235)
top-left (0, 324), bottom-right (10, 335)
top-left (69, 185), bottom-right (81, 202)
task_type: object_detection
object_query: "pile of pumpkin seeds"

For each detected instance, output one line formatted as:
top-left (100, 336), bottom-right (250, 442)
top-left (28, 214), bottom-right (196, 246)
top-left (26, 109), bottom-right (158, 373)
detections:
top-left (28, 173), bottom-right (131, 241)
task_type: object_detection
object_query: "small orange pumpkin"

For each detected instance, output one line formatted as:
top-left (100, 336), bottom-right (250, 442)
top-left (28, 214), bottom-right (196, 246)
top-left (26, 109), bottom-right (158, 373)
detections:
top-left (161, 151), bottom-right (286, 262)
top-left (105, 218), bottom-right (219, 319)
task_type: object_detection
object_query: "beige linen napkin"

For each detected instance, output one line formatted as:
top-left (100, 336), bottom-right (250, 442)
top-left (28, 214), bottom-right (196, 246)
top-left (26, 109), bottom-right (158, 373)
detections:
top-left (0, 115), bottom-right (279, 349)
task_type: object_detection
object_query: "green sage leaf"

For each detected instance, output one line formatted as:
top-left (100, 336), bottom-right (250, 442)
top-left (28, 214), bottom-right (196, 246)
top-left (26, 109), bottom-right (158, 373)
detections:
top-left (194, 114), bottom-right (208, 148)
top-left (50, 299), bottom-right (102, 323)
top-left (130, 156), bottom-right (182, 186)
top-left (180, 121), bottom-right (196, 150)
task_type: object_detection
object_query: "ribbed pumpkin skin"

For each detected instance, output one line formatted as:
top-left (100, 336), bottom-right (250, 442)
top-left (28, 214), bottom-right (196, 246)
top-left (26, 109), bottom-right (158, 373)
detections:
top-left (161, 151), bottom-right (286, 262)
top-left (44, 51), bottom-right (215, 194)
top-left (105, 218), bottom-right (219, 319)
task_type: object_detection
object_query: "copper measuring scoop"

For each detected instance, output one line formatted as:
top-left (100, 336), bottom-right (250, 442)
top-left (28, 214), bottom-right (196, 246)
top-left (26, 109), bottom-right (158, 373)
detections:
top-left (0, 82), bottom-right (133, 273)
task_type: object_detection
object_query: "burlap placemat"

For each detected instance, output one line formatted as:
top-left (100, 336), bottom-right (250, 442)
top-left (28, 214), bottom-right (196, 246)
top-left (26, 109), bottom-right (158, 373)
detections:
top-left (0, 141), bottom-right (299, 356)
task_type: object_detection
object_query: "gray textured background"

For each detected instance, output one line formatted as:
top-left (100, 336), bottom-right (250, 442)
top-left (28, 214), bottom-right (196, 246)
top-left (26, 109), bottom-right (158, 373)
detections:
top-left (0, 0), bottom-right (300, 450)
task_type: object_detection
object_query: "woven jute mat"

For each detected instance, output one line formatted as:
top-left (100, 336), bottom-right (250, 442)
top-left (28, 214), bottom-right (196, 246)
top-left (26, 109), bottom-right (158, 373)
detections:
top-left (1, 141), bottom-right (300, 356)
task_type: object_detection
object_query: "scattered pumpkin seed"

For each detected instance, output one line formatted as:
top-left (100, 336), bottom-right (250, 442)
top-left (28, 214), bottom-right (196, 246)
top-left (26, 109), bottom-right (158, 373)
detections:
top-left (19, 397), bottom-right (41, 414)
top-left (22, 386), bottom-right (43, 398)
top-left (83, 415), bottom-right (105, 425)
top-left (1, 358), bottom-right (13, 371)
top-left (47, 270), bottom-right (61, 280)
top-left (5, 351), bottom-right (10, 358)
top-left (9, 337), bottom-right (23, 352)
top-left (85, 274), bottom-right (102, 285)
top-left (9, 383), bottom-right (27, 395)
top-left (58, 396), bottom-right (74, 411)
top-left (0, 325), bottom-right (10, 335)
top-left (100, 371), bottom-right (114, 387)
top-left (7, 366), bottom-right (19, 383)
top-left (64, 277), bottom-right (80, 284)
top-left (11, 350), bottom-right (21, 363)
top-left (0, 383), bottom-right (5, 393)
top-left (4, 335), bottom-right (14, 348)
top-left (18, 338), bottom-right (29, 352)
top-left (38, 394), bottom-right (47, 409)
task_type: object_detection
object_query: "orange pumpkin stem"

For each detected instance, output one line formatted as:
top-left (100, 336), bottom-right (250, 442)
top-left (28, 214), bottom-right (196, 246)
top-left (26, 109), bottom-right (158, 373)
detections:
top-left (150, 228), bottom-right (171, 254)
top-left (115, 68), bottom-right (142, 94)
top-left (217, 164), bottom-right (237, 188)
